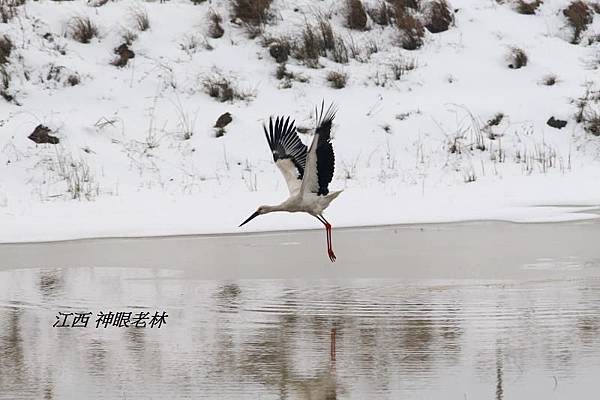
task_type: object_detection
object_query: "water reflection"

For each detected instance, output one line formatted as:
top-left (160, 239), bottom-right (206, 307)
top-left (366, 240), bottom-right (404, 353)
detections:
top-left (38, 269), bottom-right (64, 298)
top-left (1, 267), bottom-right (600, 399)
top-left (496, 342), bottom-right (504, 400)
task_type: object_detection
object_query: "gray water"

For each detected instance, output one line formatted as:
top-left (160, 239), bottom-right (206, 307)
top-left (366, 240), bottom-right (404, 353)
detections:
top-left (1, 220), bottom-right (600, 399)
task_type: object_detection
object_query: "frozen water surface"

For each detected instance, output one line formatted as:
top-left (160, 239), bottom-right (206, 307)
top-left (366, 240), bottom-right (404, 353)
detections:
top-left (1, 220), bottom-right (600, 399)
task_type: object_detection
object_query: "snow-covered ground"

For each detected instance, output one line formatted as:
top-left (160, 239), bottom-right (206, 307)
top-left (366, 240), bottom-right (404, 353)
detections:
top-left (1, 0), bottom-right (600, 243)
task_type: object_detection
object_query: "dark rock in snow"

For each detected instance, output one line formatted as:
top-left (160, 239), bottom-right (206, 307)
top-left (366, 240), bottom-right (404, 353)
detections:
top-left (215, 112), bottom-right (232, 128)
top-left (547, 117), bottom-right (567, 129)
top-left (112, 43), bottom-right (135, 67)
top-left (269, 41), bottom-right (289, 63)
top-left (28, 124), bottom-right (59, 144)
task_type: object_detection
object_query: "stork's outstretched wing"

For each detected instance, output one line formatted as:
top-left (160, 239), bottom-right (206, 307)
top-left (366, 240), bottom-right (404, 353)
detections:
top-left (301, 101), bottom-right (337, 196)
top-left (264, 116), bottom-right (307, 195)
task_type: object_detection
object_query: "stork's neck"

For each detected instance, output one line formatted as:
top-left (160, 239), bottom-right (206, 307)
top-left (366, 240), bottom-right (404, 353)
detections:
top-left (262, 203), bottom-right (287, 213)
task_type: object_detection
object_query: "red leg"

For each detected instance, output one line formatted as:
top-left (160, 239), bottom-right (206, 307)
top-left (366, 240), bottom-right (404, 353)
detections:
top-left (326, 224), bottom-right (336, 262)
top-left (316, 215), bottom-right (336, 262)
top-left (321, 215), bottom-right (336, 262)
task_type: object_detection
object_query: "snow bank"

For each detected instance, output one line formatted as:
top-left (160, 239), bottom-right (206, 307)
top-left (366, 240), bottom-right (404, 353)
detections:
top-left (1, 0), bottom-right (600, 243)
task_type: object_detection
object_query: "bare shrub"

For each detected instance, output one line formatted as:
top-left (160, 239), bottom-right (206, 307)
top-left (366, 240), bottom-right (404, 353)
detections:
top-left (327, 70), bottom-right (348, 89)
top-left (132, 8), bottom-right (150, 32)
top-left (232, 0), bottom-right (273, 26)
top-left (423, 0), bottom-right (453, 33)
top-left (202, 74), bottom-right (253, 102)
top-left (68, 16), bottom-right (98, 44)
top-left (563, 1), bottom-right (593, 44)
top-left (516, 0), bottom-right (543, 15)
top-left (207, 10), bottom-right (224, 39)
top-left (396, 10), bottom-right (425, 50)
top-left (507, 47), bottom-right (527, 69)
top-left (584, 108), bottom-right (600, 136)
top-left (346, 0), bottom-right (368, 30)
top-left (0, 35), bottom-right (12, 65)
top-left (367, 1), bottom-right (392, 25)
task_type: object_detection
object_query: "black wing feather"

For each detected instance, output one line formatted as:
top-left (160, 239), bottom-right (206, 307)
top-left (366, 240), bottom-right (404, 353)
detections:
top-left (264, 116), bottom-right (307, 179)
top-left (314, 101), bottom-right (337, 195)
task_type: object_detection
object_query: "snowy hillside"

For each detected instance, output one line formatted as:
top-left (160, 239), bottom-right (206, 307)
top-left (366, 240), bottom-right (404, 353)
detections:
top-left (1, 0), bottom-right (600, 242)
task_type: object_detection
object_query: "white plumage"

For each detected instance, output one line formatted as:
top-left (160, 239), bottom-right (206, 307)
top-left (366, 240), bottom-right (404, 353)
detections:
top-left (239, 102), bottom-right (342, 262)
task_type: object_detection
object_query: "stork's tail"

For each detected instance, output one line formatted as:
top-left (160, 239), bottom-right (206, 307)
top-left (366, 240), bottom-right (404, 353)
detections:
top-left (325, 190), bottom-right (343, 206)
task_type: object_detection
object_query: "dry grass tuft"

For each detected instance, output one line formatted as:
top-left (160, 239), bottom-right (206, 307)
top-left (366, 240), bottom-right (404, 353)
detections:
top-left (292, 18), bottom-right (348, 66)
top-left (390, 0), bottom-right (421, 10)
top-left (68, 16), bottom-right (99, 44)
top-left (389, 56), bottom-right (416, 79)
top-left (0, 35), bottom-right (12, 65)
top-left (516, 0), bottom-right (543, 15)
top-left (296, 24), bottom-right (322, 66)
top-left (0, 66), bottom-right (11, 102)
top-left (346, 0), bottom-right (368, 30)
top-left (507, 46), bottom-right (528, 69)
top-left (563, 0), bottom-right (593, 44)
top-left (232, 0), bottom-right (273, 26)
top-left (275, 63), bottom-right (308, 88)
top-left (202, 74), bottom-right (253, 102)
top-left (327, 70), bottom-right (348, 89)
top-left (121, 30), bottom-right (138, 46)
top-left (423, 0), bottom-right (453, 33)
top-left (133, 8), bottom-right (150, 32)
top-left (268, 37), bottom-right (291, 63)
top-left (1, 1), bottom-right (22, 23)
top-left (367, 1), bottom-right (393, 25)
top-left (207, 10), bottom-right (225, 39)
top-left (584, 109), bottom-right (600, 136)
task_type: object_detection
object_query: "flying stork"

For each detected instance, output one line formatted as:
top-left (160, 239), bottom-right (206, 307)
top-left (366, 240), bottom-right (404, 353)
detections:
top-left (239, 102), bottom-right (342, 262)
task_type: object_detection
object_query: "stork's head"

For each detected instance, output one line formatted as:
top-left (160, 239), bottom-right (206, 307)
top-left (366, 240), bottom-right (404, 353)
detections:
top-left (239, 206), bottom-right (270, 227)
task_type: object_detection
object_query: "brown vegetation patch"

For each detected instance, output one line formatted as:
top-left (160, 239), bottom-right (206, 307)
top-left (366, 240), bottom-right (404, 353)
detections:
top-left (563, 1), bottom-right (593, 44)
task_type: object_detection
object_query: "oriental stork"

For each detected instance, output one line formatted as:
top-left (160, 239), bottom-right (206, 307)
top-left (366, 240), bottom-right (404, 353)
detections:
top-left (239, 102), bottom-right (342, 262)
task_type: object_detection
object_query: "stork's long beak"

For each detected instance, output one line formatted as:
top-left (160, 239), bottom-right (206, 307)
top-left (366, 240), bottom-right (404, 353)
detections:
top-left (239, 211), bottom-right (260, 227)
